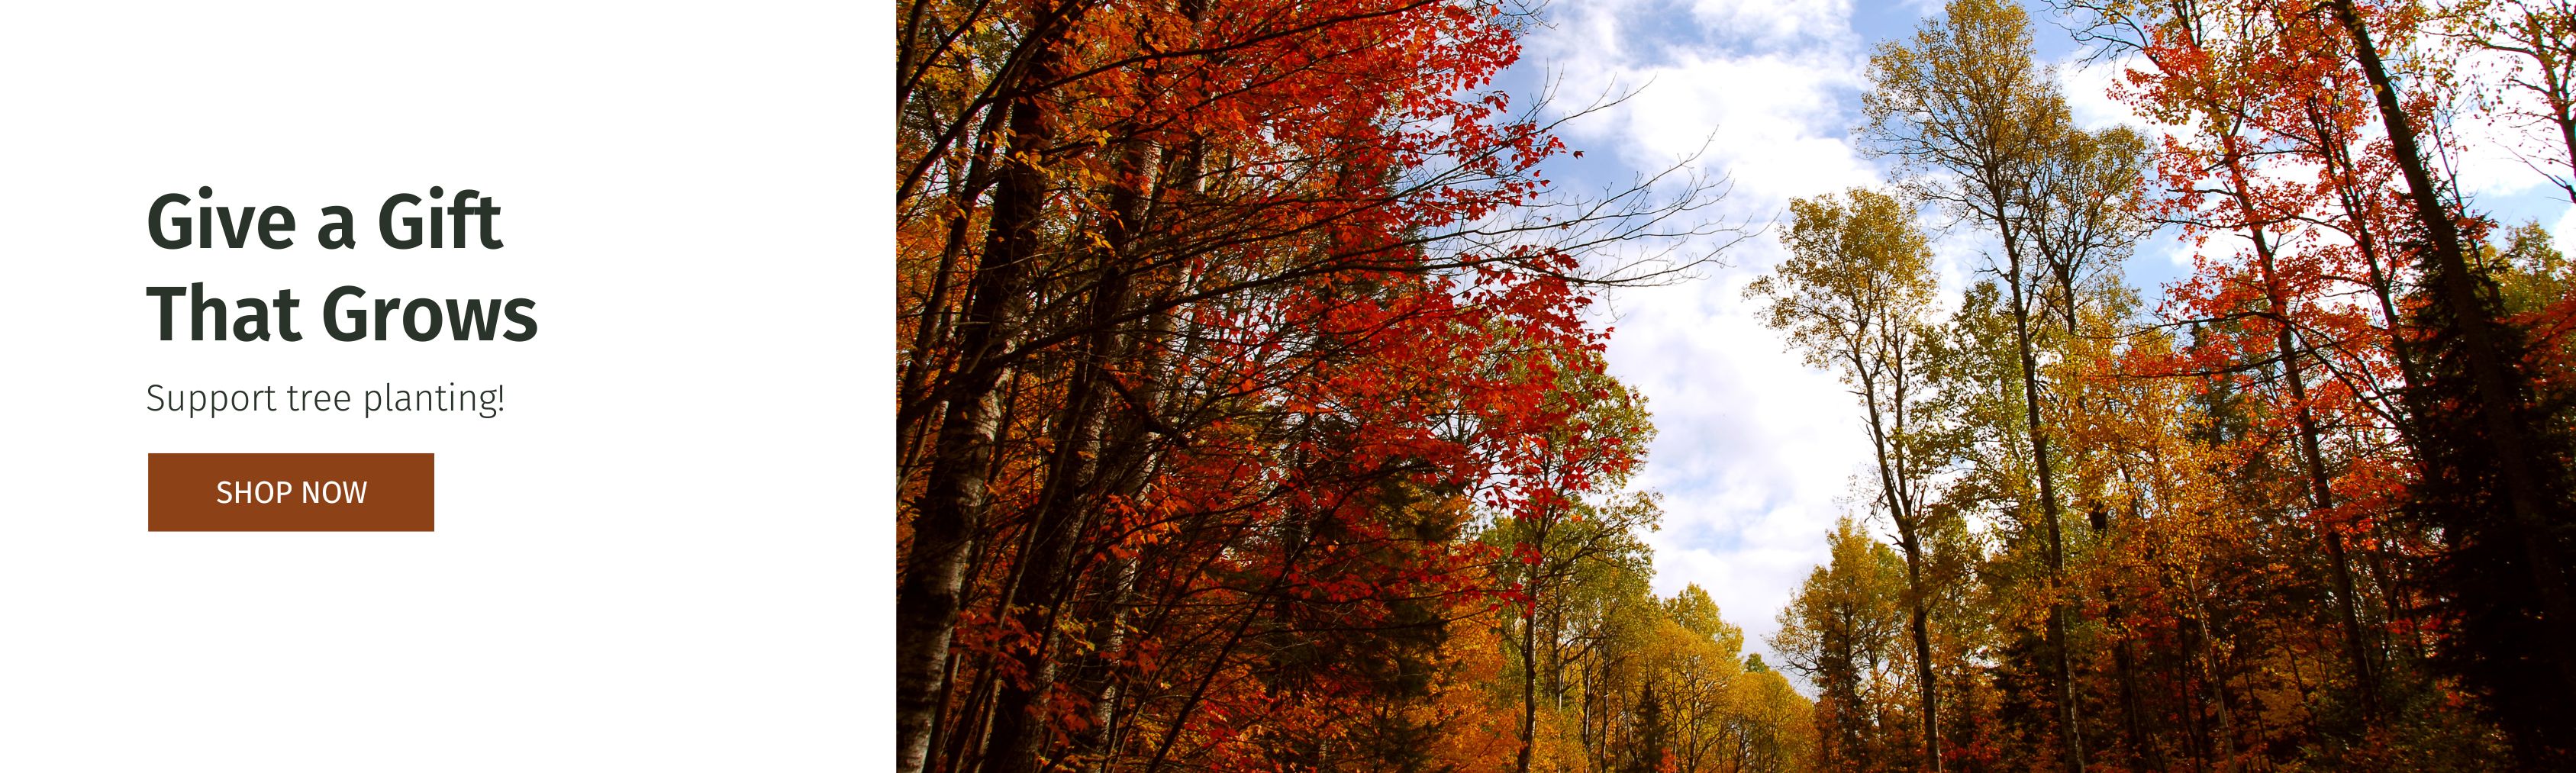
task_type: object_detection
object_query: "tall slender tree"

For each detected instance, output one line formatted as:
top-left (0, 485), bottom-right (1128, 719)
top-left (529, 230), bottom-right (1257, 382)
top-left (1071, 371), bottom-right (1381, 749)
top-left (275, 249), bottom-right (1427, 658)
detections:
top-left (2319, 2), bottom-right (2576, 765)
top-left (1862, 2), bottom-right (2092, 767)
top-left (1749, 187), bottom-right (1949, 772)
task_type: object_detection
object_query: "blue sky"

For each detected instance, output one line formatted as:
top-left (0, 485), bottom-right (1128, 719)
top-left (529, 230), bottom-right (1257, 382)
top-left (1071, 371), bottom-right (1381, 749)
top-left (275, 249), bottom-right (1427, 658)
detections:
top-left (1487, 0), bottom-right (2576, 676)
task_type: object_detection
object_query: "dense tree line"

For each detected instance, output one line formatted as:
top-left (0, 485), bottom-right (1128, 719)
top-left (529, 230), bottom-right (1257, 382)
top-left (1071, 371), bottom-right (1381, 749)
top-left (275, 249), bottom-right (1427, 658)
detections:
top-left (1757, 0), bottom-right (2576, 770)
top-left (895, 2), bottom-right (1792, 772)
top-left (897, 1), bottom-right (2576, 772)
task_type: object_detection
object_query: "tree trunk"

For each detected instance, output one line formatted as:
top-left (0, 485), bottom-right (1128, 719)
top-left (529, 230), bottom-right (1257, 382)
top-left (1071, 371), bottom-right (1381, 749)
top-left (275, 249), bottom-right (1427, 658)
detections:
top-left (2192, 600), bottom-right (2237, 773)
top-left (1999, 205), bottom-right (2085, 773)
top-left (1517, 563), bottom-right (1543, 773)
top-left (1904, 551), bottom-right (1942, 773)
top-left (1858, 360), bottom-right (1943, 773)
top-left (981, 131), bottom-right (1154, 773)
top-left (896, 29), bottom-right (1069, 773)
top-left (2112, 633), bottom-right (2162, 771)
top-left (898, 101), bottom-right (1015, 485)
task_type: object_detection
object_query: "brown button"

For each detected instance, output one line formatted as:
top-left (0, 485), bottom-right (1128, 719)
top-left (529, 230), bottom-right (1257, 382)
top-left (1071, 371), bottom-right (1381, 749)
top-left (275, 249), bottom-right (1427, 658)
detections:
top-left (148, 453), bottom-right (434, 531)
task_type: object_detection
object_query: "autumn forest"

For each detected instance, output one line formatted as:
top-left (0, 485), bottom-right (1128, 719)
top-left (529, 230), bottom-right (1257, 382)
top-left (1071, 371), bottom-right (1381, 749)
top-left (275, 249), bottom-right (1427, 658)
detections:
top-left (895, 0), bottom-right (2576, 771)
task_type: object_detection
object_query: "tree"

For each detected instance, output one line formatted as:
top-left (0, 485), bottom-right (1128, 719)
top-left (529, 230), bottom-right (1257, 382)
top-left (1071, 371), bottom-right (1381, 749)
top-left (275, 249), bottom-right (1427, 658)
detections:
top-left (1627, 684), bottom-right (1673, 773)
top-left (2452, 0), bottom-right (2576, 202)
top-left (2316, 2), bottom-right (2576, 765)
top-left (1862, 2), bottom-right (2097, 766)
top-left (1749, 186), bottom-right (1951, 771)
top-left (1646, 586), bottom-right (1748, 773)
top-left (892, 2), bottom-right (1726, 771)
top-left (2091, 0), bottom-right (2402, 732)
top-left (1774, 517), bottom-right (1913, 771)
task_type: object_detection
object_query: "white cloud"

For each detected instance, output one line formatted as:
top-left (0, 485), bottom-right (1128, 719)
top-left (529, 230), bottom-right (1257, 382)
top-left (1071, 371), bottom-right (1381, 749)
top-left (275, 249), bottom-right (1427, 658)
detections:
top-left (1510, 0), bottom-right (1890, 676)
top-left (2552, 201), bottom-right (2576, 256)
top-left (1687, 0), bottom-right (1856, 51)
top-left (2059, 53), bottom-right (2149, 132)
top-left (1532, 4), bottom-right (1877, 205)
top-left (1603, 274), bottom-right (1871, 684)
